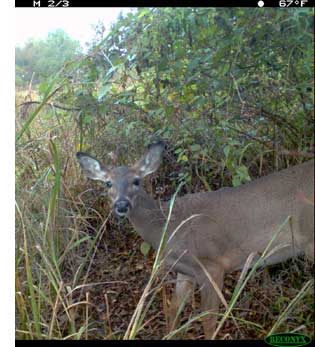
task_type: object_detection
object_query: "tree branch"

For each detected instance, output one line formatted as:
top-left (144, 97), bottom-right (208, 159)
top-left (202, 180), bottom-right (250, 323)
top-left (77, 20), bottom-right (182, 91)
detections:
top-left (17, 101), bottom-right (81, 112)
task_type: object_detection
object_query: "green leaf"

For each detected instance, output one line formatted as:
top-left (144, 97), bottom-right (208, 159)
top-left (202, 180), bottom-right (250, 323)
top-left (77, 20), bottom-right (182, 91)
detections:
top-left (38, 81), bottom-right (49, 95)
top-left (223, 145), bottom-right (230, 158)
top-left (178, 154), bottom-right (188, 162)
top-left (191, 144), bottom-right (201, 151)
top-left (140, 241), bottom-right (151, 256)
top-left (236, 165), bottom-right (251, 182)
top-left (97, 84), bottom-right (112, 100)
top-left (138, 9), bottom-right (150, 18)
top-left (232, 176), bottom-right (241, 187)
top-left (175, 45), bottom-right (185, 59)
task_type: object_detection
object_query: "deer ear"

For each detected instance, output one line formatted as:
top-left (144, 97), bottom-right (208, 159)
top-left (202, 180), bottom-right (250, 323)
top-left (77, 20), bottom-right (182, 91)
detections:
top-left (76, 152), bottom-right (109, 182)
top-left (135, 142), bottom-right (165, 177)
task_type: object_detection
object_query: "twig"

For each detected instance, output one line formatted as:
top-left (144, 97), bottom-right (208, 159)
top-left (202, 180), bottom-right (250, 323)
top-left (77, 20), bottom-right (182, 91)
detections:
top-left (230, 72), bottom-right (245, 105)
top-left (17, 101), bottom-right (81, 112)
top-left (261, 108), bottom-right (299, 136)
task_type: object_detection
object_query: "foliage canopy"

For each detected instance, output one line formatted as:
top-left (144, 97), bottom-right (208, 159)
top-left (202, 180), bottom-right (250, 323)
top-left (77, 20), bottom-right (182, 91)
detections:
top-left (66, 7), bottom-right (314, 186)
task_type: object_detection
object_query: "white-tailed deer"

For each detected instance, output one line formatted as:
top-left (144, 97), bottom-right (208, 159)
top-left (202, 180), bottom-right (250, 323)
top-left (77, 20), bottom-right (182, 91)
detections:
top-left (76, 142), bottom-right (314, 339)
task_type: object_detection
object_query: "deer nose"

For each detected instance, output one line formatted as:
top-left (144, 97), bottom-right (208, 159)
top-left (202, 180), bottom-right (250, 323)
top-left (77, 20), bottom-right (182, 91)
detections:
top-left (114, 200), bottom-right (130, 216)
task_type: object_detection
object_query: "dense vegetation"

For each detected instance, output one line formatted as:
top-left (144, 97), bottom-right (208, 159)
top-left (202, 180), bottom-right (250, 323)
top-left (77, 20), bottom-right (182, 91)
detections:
top-left (16, 8), bottom-right (314, 340)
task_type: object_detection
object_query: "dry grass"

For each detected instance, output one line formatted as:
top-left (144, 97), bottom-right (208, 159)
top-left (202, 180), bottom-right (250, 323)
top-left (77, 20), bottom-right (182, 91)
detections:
top-left (15, 97), bottom-right (314, 340)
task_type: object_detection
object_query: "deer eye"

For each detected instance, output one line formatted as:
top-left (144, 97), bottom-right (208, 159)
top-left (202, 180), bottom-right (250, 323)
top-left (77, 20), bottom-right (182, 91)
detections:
top-left (133, 178), bottom-right (140, 186)
top-left (105, 181), bottom-right (112, 188)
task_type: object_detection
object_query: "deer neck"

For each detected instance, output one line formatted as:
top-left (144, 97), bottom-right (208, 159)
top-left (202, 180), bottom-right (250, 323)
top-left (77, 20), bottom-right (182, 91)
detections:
top-left (128, 189), bottom-right (166, 250)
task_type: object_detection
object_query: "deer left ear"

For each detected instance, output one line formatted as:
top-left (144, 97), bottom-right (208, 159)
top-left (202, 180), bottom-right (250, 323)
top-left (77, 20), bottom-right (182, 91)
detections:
top-left (135, 142), bottom-right (165, 178)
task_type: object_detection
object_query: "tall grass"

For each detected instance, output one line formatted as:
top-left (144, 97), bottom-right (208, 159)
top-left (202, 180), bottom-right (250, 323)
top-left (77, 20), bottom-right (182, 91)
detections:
top-left (15, 92), bottom-right (314, 339)
top-left (127, 213), bottom-right (314, 340)
top-left (123, 183), bottom-right (184, 339)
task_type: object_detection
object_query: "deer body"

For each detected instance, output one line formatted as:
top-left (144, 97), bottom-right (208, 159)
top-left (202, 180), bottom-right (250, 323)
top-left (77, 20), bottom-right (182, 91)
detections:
top-left (76, 144), bottom-right (314, 339)
top-left (130, 160), bottom-right (313, 272)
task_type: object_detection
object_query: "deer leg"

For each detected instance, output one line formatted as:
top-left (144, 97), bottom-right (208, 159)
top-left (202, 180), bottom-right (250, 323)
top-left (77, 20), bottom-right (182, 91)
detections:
top-left (168, 272), bottom-right (194, 335)
top-left (196, 263), bottom-right (225, 340)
